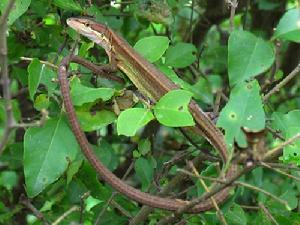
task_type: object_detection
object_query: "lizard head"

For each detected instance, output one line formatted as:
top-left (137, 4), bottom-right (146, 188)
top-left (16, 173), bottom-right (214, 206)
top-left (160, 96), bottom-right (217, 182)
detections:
top-left (67, 17), bottom-right (111, 51)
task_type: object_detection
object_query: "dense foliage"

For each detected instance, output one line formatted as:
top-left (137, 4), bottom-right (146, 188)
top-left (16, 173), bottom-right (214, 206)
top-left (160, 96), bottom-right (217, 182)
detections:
top-left (0, 0), bottom-right (300, 224)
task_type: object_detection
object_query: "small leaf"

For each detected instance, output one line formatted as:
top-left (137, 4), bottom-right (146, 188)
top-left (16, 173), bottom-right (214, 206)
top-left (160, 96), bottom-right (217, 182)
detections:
top-left (134, 157), bottom-right (154, 191)
top-left (274, 8), bottom-right (300, 43)
top-left (225, 204), bottom-right (247, 225)
top-left (34, 94), bottom-right (50, 111)
top-left (117, 108), bottom-right (154, 136)
top-left (24, 116), bottom-right (79, 197)
top-left (165, 42), bottom-right (197, 68)
top-left (52, 0), bottom-right (82, 11)
top-left (217, 80), bottom-right (265, 147)
top-left (138, 138), bottom-right (151, 155)
top-left (134, 36), bottom-right (170, 63)
top-left (76, 110), bottom-right (116, 132)
top-left (0, 0), bottom-right (31, 25)
top-left (153, 90), bottom-right (195, 127)
top-left (94, 141), bottom-right (118, 171)
top-left (28, 59), bottom-right (57, 100)
top-left (0, 171), bottom-right (18, 191)
top-left (70, 77), bottom-right (114, 106)
top-left (228, 30), bottom-right (274, 86)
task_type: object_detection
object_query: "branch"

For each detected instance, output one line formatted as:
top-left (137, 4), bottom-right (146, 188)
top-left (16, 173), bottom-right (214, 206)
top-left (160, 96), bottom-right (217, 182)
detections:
top-left (0, 0), bottom-right (16, 154)
top-left (263, 63), bottom-right (300, 102)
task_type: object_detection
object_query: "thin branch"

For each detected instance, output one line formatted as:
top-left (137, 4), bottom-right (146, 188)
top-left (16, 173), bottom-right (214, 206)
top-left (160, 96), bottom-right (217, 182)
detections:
top-left (226, 0), bottom-right (238, 32)
top-left (263, 133), bottom-right (300, 161)
top-left (189, 162), bottom-right (228, 225)
top-left (178, 168), bottom-right (289, 208)
top-left (260, 161), bottom-right (300, 183)
top-left (0, 0), bottom-right (16, 155)
top-left (52, 206), bottom-right (80, 225)
top-left (19, 194), bottom-right (50, 225)
top-left (20, 56), bottom-right (58, 69)
top-left (156, 164), bottom-right (254, 225)
top-left (263, 63), bottom-right (300, 102)
top-left (258, 203), bottom-right (280, 225)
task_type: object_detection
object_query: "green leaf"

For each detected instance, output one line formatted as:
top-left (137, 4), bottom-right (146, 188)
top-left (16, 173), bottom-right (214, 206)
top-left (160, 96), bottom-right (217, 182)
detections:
top-left (52, 0), bottom-right (82, 11)
top-left (117, 108), bottom-right (154, 136)
top-left (228, 30), bottom-right (275, 86)
top-left (0, 0), bottom-right (31, 25)
top-left (24, 116), bottom-right (79, 197)
top-left (70, 77), bottom-right (114, 106)
top-left (225, 204), bottom-right (247, 225)
top-left (28, 59), bottom-right (57, 100)
top-left (94, 140), bottom-right (118, 171)
top-left (0, 171), bottom-right (18, 191)
top-left (134, 157), bottom-right (154, 191)
top-left (85, 196), bottom-right (102, 211)
top-left (165, 42), bottom-right (197, 68)
top-left (153, 90), bottom-right (195, 127)
top-left (34, 94), bottom-right (50, 111)
top-left (217, 80), bottom-right (265, 147)
top-left (76, 110), bottom-right (116, 132)
top-left (138, 138), bottom-right (151, 155)
top-left (134, 36), bottom-right (170, 63)
top-left (274, 8), bottom-right (300, 43)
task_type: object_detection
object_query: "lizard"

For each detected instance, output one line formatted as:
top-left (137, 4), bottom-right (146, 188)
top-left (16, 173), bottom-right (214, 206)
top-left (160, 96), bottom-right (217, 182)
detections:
top-left (58, 17), bottom-right (238, 213)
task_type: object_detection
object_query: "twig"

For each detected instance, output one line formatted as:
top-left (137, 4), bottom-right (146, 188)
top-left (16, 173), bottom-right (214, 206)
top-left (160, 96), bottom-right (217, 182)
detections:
top-left (263, 162), bottom-right (300, 171)
top-left (52, 206), bottom-right (80, 225)
top-left (189, 162), bottom-right (228, 225)
top-left (263, 63), bottom-right (300, 102)
top-left (94, 162), bottom-right (134, 225)
top-left (226, 0), bottom-right (238, 32)
top-left (258, 203), bottom-right (280, 225)
top-left (79, 192), bottom-right (90, 225)
top-left (156, 165), bottom-right (253, 225)
top-left (178, 169), bottom-right (289, 208)
top-left (20, 57), bottom-right (58, 69)
top-left (263, 133), bottom-right (300, 161)
top-left (0, 0), bottom-right (16, 155)
top-left (260, 161), bottom-right (300, 182)
top-left (19, 194), bottom-right (50, 225)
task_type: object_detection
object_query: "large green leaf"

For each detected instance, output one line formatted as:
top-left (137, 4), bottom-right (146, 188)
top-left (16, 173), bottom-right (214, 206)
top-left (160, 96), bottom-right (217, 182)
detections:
top-left (28, 59), bottom-right (57, 100)
top-left (134, 157), bottom-right (154, 191)
top-left (24, 116), bottom-right (79, 197)
top-left (153, 90), bottom-right (195, 127)
top-left (52, 0), bottom-right (82, 11)
top-left (165, 42), bottom-right (197, 68)
top-left (76, 110), bottom-right (116, 132)
top-left (274, 8), bottom-right (300, 43)
top-left (0, 0), bottom-right (31, 25)
top-left (225, 204), bottom-right (247, 225)
top-left (70, 77), bottom-right (114, 106)
top-left (217, 80), bottom-right (265, 147)
top-left (117, 108), bottom-right (154, 136)
top-left (228, 30), bottom-right (274, 86)
top-left (134, 36), bottom-right (169, 63)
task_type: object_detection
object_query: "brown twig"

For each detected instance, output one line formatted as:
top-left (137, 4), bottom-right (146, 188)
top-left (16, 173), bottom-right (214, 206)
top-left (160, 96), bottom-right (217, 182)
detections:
top-left (258, 203), bottom-right (280, 225)
top-left (156, 164), bottom-right (251, 225)
top-left (0, 0), bottom-right (16, 155)
top-left (263, 63), bottom-right (300, 102)
top-left (189, 162), bottom-right (228, 225)
top-left (260, 161), bottom-right (300, 182)
top-left (19, 194), bottom-right (50, 225)
top-left (263, 133), bottom-right (300, 161)
top-left (52, 206), bottom-right (80, 225)
top-left (226, 0), bottom-right (238, 32)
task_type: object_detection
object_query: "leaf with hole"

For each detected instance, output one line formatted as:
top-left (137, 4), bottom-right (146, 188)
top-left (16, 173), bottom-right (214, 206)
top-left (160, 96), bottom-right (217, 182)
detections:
top-left (217, 80), bottom-right (265, 147)
top-left (153, 90), bottom-right (195, 127)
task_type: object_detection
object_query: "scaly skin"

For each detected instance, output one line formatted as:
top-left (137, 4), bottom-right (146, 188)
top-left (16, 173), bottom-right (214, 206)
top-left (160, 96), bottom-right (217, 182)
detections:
top-left (58, 18), bottom-right (238, 213)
